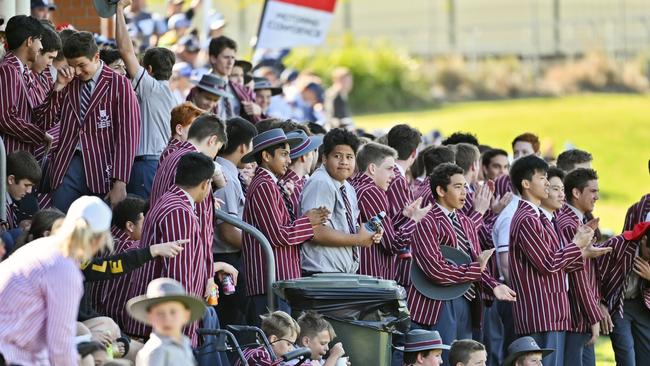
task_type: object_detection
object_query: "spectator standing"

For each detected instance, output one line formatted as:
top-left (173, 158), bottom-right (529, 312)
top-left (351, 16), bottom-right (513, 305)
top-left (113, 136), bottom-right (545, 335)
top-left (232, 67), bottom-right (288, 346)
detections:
top-left (37, 31), bottom-right (140, 212)
top-left (117, 0), bottom-right (178, 200)
top-left (0, 196), bottom-right (112, 365)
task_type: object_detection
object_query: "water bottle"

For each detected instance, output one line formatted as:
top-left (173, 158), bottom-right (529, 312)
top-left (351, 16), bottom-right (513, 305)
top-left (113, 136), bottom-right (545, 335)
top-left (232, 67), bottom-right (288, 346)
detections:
top-left (364, 211), bottom-right (386, 232)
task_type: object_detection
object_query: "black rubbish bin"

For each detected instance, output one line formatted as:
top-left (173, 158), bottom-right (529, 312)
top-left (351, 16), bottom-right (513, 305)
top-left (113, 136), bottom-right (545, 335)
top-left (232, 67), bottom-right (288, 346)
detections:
top-left (273, 273), bottom-right (410, 366)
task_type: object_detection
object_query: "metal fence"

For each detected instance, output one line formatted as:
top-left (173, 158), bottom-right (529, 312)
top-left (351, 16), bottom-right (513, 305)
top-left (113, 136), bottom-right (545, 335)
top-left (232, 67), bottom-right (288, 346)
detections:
top-left (200, 0), bottom-right (650, 60)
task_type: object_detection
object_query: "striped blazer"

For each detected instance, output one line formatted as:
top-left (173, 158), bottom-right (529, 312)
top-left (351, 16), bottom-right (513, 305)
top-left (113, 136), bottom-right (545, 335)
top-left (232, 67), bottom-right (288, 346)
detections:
top-left (124, 186), bottom-right (208, 346)
top-left (279, 168), bottom-right (305, 219)
top-left (35, 64), bottom-right (141, 194)
top-left (623, 193), bottom-right (650, 231)
top-left (0, 53), bottom-right (49, 155)
top-left (88, 227), bottom-right (140, 329)
top-left (407, 203), bottom-right (499, 327)
top-left (351, 173), bottom-right (416, 280)
top-left (494, 174), bottom-right (514, 199)
top-left (149, 141), bottom-right (215, 276)
top-left (159, 137), bottom-right (185, 165)
top-left (242, 168), bottom-right (314, 296)
top-left (555, 205), bottom-right (603, 332)
top-left (387, 165), bottom-right (416, 285)
top-left (597, 234), bottom-right (650, 316)
top-left (508, 200), bottom-right (583, 334)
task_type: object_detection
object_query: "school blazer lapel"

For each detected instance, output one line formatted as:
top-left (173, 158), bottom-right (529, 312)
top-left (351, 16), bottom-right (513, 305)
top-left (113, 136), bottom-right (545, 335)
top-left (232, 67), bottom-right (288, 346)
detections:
top-left (83, 65), bottom-right (111, 124)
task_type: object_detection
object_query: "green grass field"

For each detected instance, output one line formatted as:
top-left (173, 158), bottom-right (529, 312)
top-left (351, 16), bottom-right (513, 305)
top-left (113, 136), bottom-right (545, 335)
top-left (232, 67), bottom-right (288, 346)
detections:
top-left (357, 93), bottom-right (650, 365)
top-left (356, 94), bottom-right (650, 234)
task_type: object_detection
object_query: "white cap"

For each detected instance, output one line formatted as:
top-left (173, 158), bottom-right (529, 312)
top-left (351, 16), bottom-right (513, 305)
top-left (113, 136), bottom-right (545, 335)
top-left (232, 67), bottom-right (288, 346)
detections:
top-left (61, 196), bottom-right (112, 234)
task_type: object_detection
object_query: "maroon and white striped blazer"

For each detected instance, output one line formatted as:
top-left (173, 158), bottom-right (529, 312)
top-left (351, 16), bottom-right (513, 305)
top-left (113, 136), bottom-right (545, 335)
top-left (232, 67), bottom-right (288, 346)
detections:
top-left (242, 168), bottom-right (314, 296)
top-left (31, 67), bottom-right (54, 106)
top-left (159, 137), bottom-right (185, 165)
top-left (623, 193), bottom-right (650, 231)
top-left (88, 227), bottom-right (140, 329)
top-left (413, 176), bottom-right (434, 206)
top-left (508, 200), bottom-right (583, 334)
top-left (407, 204), bottom-right (499, 327)
top-left (387, 165), bottom-right (416, 284)
top-left (35, 64), bottom-right (141, 193)
top-left (351, 173), bottom-right (416, 279)
top-left (31, 67), bottom-right (59, 162)
top-left (149, 141), bottom-right (215, 275)
top-left (124, 186), bottom-right (209, 346)
top-left (279, 168), bottom-right (305, 219)
top-left (0, 53), bottom-right (49, 155)
top-left (461, 186), bottom-right (484, 229)
top-left (555, 205), bottom-right (603, 332)
top-left (597, 234), bottom-right (650, 315)
top-left (494, 174), bottom-right (514, 199)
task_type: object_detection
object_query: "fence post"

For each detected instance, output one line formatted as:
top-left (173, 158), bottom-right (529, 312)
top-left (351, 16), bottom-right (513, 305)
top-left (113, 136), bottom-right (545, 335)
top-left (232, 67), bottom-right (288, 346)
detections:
top-left (213, 209), bottom-right (276, 310)
top-left (553, 0), bottom-right (561, 55)
top-left (447, 0), bottom-right (456, 51)
top-left (0, 138), bottom-right (6, 224)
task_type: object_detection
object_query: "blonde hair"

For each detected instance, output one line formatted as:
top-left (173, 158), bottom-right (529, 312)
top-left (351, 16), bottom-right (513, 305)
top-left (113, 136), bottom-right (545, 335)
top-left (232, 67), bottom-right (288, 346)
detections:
top-left (261, 311), bottom-right (300, 339)
top-left (59, 218), bottom-right (113, 262)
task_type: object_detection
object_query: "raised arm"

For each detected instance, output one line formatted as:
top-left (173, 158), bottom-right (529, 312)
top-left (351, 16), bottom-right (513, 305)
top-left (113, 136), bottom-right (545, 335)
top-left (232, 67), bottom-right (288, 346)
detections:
top-left (116, 0), bottom-right (142, 79)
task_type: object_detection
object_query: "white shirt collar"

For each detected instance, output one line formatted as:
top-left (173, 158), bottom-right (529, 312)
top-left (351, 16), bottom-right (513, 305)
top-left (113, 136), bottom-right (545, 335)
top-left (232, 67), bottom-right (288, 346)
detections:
top-left (180, 188), bottom-right (196, 211)
top-left (567, 204), bottom-right (585, 223)
top-left (540, 207), bottom-right (554, 222)
top-left (436, 203), bottom-right (454, 218)
top-left (260, 167), bottom-right (278, 184)
top-left (521, 199), bottom-right (540, 216)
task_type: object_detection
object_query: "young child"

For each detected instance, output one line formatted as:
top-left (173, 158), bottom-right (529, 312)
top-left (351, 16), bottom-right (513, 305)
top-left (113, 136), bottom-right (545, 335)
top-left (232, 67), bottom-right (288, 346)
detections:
top-left (127, 277), bottom-right (206, 365)
top-left (296, 311), bottom-right (346, 366)
top-left (236, 311), bottom-right (301, 366)
top-left (400, 329), bottom-right (450, 366)
top-left (503, 336), bottom-right (554, 366)
top-left (448, 339), bottom-right (487, 366)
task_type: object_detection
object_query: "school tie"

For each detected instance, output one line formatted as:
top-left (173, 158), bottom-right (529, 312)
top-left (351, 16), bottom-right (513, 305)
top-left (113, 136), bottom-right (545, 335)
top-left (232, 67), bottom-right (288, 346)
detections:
top-left (80, 80), bottom-right (93, 121)
top-left (238, 173), bottom-right (248, 196)
top-left (340, 185), bottom-right (359, 261)
top-left (449, 211), bottom-right (477, 301)
top-left (278, 181), bottom-right (296, 222)
top-left (221, 87), bottom-right (233, 118)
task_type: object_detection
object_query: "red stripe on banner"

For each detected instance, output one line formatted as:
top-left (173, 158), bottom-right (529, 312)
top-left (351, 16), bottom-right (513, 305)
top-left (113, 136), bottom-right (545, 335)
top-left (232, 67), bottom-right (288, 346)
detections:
top-left (275, 0), bottom-right (337, 13)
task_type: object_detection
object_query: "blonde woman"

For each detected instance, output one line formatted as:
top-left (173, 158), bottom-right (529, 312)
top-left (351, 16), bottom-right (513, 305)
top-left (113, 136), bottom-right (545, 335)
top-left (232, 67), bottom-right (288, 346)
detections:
top-left (0, 196), bottom-right (113, 365)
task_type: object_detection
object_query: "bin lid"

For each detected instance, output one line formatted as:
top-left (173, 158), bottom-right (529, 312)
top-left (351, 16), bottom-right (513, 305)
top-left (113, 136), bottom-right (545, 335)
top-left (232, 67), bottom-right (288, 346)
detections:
top-left (273, 273), bottom-right (404, 299)
top-left (274, 273), bottom-right (399, 290)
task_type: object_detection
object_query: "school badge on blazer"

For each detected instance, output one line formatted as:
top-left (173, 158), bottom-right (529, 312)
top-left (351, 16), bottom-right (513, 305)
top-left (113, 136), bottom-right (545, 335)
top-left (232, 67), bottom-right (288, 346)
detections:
top-left (410, 245), bottom-right (473, 301)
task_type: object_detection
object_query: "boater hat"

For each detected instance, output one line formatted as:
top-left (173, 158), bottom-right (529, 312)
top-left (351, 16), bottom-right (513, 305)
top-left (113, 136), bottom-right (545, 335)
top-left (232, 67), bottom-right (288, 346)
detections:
top-left (127, 278), bottom-right (206, 326)
top-left (192, 74), bottom-right (232, 99)
top-left (502, 336), bottom-right (554, 366)
top-left (286, 130), bottom-right (323, 160)
top-left (93, 0), bottom-right (118, 18)
top-left (394, 329), bottom-right (450, 352)
top-left (253, 77), bottom-right (283, 96)
top-left (241, 128), bottom-right (303, 164)
top-left (410, 245), bottom-right (473, 301)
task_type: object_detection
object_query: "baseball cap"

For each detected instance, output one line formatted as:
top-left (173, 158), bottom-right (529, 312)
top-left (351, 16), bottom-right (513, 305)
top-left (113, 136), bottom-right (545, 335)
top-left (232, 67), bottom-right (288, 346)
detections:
top-left (31, 0), bottom-right (57, 10)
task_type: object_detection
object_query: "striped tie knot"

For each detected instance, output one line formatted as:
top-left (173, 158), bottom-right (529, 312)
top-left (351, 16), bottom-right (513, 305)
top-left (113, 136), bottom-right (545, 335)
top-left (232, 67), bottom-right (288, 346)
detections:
top-left (448, 211), bottom-right (477, 301)
top-left (278, 181), bottom-right (296, 222)
top-left (80, 80), bottom-right (93, 120)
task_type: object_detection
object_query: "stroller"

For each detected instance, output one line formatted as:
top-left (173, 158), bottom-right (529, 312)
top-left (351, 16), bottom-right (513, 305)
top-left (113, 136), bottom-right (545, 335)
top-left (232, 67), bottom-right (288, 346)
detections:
top-left (195, 325), bottom-right (311, 366)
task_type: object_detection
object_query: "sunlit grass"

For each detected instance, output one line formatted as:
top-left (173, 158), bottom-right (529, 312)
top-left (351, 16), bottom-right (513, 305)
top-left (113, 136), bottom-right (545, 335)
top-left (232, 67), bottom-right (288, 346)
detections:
top-left (356, 94), bottom-right (650, 233)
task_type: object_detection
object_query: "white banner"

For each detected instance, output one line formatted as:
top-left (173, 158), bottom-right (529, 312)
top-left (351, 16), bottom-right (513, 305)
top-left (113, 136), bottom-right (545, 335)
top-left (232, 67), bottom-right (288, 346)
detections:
top-left (256, 0), bottom-right (337, 50)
